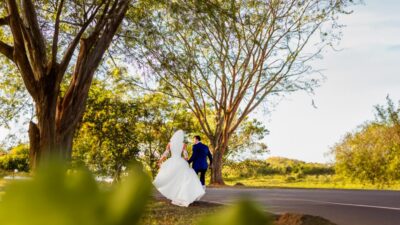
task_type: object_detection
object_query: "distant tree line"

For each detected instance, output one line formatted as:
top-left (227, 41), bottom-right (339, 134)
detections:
top-left (223, 157), bottom-right (334, 179)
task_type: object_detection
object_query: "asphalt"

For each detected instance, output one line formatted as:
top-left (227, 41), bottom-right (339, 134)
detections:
top-left (199, 188), bottom-right (400, 225)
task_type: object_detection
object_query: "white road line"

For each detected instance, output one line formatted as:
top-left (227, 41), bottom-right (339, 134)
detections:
top-left (203, 198), bottom-right (400, 211)
top-left (263, 198), bottom-right (400, 211)
top-left (312, 200), bottom-right (400, 211)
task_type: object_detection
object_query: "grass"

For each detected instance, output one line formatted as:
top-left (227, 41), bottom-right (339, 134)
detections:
top-left (224, 175), bottom-right (400, 190)
top-left (140, 199), bottom-right (336, 225)
top-left (139, 199), bottom-right (220, 225)
top-left (0, 178), bottom-right (6, 199)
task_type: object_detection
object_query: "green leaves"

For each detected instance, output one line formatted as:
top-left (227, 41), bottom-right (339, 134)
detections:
top-left (105, 164), bottom-right (152, 225)
top-left (197, 199), bottom-right (272, 225)
top-left (0, 162), bottom-right (152, 225)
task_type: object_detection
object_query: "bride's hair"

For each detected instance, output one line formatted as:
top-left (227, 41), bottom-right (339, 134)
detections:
top-left (170, 130), bottom-right (185, 151)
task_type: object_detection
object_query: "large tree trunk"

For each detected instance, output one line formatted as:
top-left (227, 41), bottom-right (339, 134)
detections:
top-left (28, 54), bottom-right (105, 169)
top-left (2, 0), bottom-right (131, 169)
top-left (210, 147), bottom-right (225, 185)
top-left (28, 71), bottom-right (61, 168)
top-left (57, 129), bottom-right (76, 161)
top-left (0, 0), bottom-right (131, 168)
top-left (210, 124), bottom-right (233, 185)
top-left (28, 121), bottom-right (40, 169)
top-left (28, 66), bottom-right (100, 169)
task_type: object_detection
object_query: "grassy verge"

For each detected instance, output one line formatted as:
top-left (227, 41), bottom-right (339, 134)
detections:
top-left (140, 199), bottom-right (220, 225)
top-left (224, 175), bottom-right (400, 190)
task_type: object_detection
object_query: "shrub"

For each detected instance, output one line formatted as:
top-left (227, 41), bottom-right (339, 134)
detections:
top-left (285, 176), bottom-right (296, 183)
top-left (0, 144), bottom-right (30, 172)
top-left (333, 123), bottom-right (400, 186)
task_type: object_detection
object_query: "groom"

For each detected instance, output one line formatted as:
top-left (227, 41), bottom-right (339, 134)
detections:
top-left (188, 135), bottom-right (213, 190)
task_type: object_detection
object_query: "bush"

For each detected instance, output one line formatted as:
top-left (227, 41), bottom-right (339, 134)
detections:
top-left (295, 172), bottom-right (305, 180)
top-left (0, 144), bottom-right (30, 172)
top-left (333, 97), bottom-right (400, 186)
top-left (333, 123), bottom-right (400, 186)
top-left (285, 176), bottom-right (296, 183)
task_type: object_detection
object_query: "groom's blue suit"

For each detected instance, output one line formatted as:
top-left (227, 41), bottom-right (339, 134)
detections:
top-left (188, 142), bottom-right (213, 185)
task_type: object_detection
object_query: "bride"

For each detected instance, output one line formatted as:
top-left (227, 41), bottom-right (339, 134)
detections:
top-left (153, 130), bottom-right (205, 207)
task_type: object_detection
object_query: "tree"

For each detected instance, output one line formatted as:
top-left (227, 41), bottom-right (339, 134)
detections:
top-left (226, 119), bottom-right (269, 161)
top-left (131, 0), bottom-right (357, 184)
top-left (332, 123), bottom-right (400, 186)
top-left (332, 97), bottom-right (400, 186)
top-left (375, 95), bottom-right (400, 136)
top-left (73, 80), bottom-right (140, 181)
top-left (0, 0), bottom-right (131, 168)
top-left (0, 144), bottom-right (30, 172)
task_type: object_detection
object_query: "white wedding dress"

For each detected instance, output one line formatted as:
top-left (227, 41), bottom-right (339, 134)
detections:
top-left (153, 130), bottom-right (205, 207)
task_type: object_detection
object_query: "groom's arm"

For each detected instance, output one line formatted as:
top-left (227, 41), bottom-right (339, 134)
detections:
top-left (188, 146), bottom-right (196, 164)
top-left (207, 147), bottom-right (213, 166)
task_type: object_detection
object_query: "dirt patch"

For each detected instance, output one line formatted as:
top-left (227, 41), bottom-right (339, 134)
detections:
top-left (275, 213), bottom-right (336, 225)
top-left (191, 201), bottom-right (223, 207)
top-left (207, 184), bottom-right (230, 188)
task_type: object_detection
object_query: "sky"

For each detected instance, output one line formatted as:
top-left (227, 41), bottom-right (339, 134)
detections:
top-left (260, 0), bottom-right (400, 163)
top-left (2, 1), bottom-right (400, 164)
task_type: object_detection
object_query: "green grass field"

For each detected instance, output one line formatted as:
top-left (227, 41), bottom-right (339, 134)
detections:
top-left (224, 175), bottom-right (400, 190)
top-left (139, 200), bottom-right (220, 225)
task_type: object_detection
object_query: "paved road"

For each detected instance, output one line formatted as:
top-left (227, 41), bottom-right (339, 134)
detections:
top-left (200, 188), bottom-right (400, 225)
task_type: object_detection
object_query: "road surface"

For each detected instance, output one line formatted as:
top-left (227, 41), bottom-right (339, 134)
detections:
top-left (199, 188), bottom-right (400, 225)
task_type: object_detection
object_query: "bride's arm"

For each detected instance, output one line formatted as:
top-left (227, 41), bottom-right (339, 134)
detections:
top-left (182, 144), bottom-right (188, 160)
top-left (158, 143), bottom-right (171, 166)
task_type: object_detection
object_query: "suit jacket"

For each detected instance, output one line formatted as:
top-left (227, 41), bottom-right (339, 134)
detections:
top-left (188, 142), bottom-right (213, 171)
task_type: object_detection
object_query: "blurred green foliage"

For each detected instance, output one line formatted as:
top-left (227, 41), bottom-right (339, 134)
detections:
top-left (0, 162), bottom-right (152, 225)
top-left (197, 200), bottom-right (272, 225)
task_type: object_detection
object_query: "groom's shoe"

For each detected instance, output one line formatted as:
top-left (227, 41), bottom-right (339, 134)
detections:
top-left (202, 185), bottom-right (206, 190)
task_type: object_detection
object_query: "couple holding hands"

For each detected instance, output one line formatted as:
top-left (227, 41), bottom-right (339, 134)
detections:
top-left (153, 130), bottom-right (213, 207)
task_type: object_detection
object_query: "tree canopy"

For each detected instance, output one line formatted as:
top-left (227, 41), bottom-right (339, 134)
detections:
top-left (128, 0), bottom-right (359, 184)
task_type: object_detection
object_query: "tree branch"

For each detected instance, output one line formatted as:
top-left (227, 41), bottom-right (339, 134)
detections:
top-left (0, 41), bottom-right (14, 61)
top-left (0, 16), bottom-right (10, 26)
top-left (59, 0), bottom-right (131, 134)
top-left (51, 0), bottom-right (65, 67)
top-left (6, 0), bottom-right (38, 97)
top-left (20, 0), bottom-right (47, 70)
top-left (58, 2), bottom-right (103, 77)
